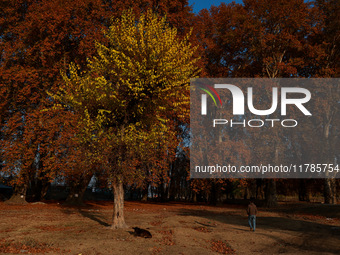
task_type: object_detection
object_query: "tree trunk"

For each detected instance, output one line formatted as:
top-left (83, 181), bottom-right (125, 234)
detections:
top-left (40, 182), bottom-right (50, 201)
top-left (28, 179), bottom-right (50, 202)
top-left (192, 192), bottom-right (197, 203)
top-left (168, 178), bottom-right (176, 201)
top-left (264, 144), bottom-right (278, 207)
top-left (244, 186), bottom-right (248, 200)
top-left (256, 179), bottom-right (264, 200)
top-left (322, 119), bottom-right (337, 204)
top-left (111, 180), bottom-right (127, 229)
top-left (324, 178), bottom-right (337, 204)
top-left (209, 182), bottom-right (217, 205)
top-left (5, 184), bottom-right (28, 204)
top-left (141, 185), bottom-right (148, 201)
top-left (298, 179), bottom-right (310, 202)
top-left (159, 182), bottom-right (167, 202)
top-left (264, 179), bottom-right (277, 207)
top-left (65, 174), bottom-right (92, 205)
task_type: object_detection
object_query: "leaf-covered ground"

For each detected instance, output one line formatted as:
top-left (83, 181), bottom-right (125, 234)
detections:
top-left (0, 201), bottom-right (339, 254)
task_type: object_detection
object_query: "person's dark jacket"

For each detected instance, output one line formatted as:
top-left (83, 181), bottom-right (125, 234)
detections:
top-left (247, 202), bottom-right (257, 216)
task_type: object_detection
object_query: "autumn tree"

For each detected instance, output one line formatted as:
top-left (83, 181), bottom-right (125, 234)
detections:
top-left (0, 0), bottom-right (116, 202)
top-left (54, 10), bottom-right (198, 228)
top-left (239, 0), bottom-right (322, 206)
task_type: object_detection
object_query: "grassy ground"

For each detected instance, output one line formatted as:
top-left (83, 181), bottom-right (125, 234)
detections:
top-left (0, 201), bottom-right (340, 254)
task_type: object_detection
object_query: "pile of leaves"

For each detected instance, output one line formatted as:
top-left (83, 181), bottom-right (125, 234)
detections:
top-left (193, 226), bottom-right (212, 233)
top-left (0, 238), bottom-right (60, 254)
top-left (150, 220), bottom-right (163, 226)
top-left (151, 246), bottom-right (162, 255)
top-left (150, 215), bottom-right (165, 226)
top-left (157, 230), bottom-right (175, 246)
top-left (209, 240), bottom-right (235, 254)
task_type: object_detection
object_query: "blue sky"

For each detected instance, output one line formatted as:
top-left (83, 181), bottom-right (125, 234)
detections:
top-left (188, 0), bottom-right (243, 13)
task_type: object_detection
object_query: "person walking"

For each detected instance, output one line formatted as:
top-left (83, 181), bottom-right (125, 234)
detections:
top-left (247, 198), bottom-right (257, 232)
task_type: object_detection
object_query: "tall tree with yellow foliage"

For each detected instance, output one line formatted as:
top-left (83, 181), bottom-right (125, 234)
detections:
top-left (54, 10), bottom-right (199, 228)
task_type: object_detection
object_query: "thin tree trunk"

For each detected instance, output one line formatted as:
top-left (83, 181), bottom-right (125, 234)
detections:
top-left (209, 182), bottom-right (217, 205)
top-left (264, 145), bottom-right (278, 207)
top-left (40, 182), bottom-right (50, 201)
top-left (298, 179), bottom-right (310, 202)
top-left (141, 185), bottom-right (148, 201)
top-left (256, 179), bottom-right (264, 200)
top-left (323, 121), bottom-right (337, 204)
top-left (244, 186), bottom-right (248, 200)
top-left (192, 192), bottom-right (197, 203)
top-left (324, 178), bottom-right (337, 204)
top-left (111, 179), bottom-right (127, 229)
top-left (264, 179), bottom-right (277, 207)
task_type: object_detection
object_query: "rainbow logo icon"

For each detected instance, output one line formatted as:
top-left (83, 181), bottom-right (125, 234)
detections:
top-left (198, 84), bottom-right (222, 107)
